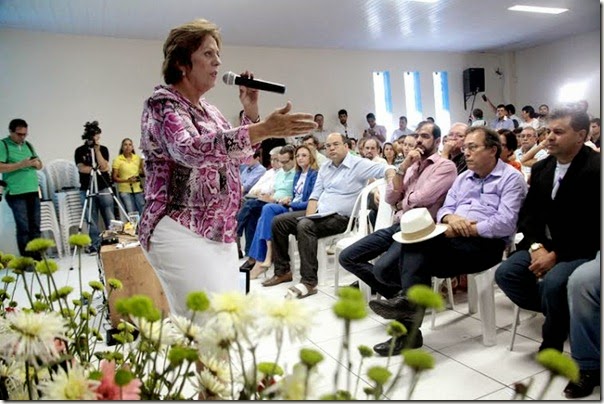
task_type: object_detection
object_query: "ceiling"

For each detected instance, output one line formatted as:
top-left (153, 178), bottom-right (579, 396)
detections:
top-left (0, 0), bottom-right (600, 52)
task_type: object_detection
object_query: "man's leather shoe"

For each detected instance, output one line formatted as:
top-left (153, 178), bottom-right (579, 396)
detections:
top-left (239, 260), bottom-right (255, 271)
top-left (262, 271), bottom-right (293, 287)
top-left (564, 369), bottom-right (600, 399)
top-left (369, 295), bottom-right (416, 321)
top-left (373, 330), bottom-right (424, 356)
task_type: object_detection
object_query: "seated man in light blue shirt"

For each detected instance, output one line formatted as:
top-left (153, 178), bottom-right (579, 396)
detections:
top-left (369, 126), bottom-right (527, 355)
top-left (239, 149), bottom-right (266, 194)
top-left (262, 132), bottom-right (396, 298)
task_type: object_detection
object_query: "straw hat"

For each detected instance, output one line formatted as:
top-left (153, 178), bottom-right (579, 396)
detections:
top-left (392, 207), bottom-right (448, 244)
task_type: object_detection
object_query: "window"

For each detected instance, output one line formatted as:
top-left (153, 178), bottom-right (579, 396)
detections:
top-left (433, 71), bottom-right (451, 130)
top-left (372, 71), bottom-right (393, 135)
top-left (403, 71), bottom-right (423, 130)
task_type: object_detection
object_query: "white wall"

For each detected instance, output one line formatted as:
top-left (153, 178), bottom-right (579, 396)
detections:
top-left (0, 28), bottom-right (599, 253)
top-left (513, 30), bottom-right (600, 115)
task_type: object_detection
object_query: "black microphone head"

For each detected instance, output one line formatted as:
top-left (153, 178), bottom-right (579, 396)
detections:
top-left (222, 71), bottom-right (237, 85)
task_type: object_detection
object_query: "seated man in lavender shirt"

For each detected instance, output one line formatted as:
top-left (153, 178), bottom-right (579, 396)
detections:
top-left (339, 121), bottom-right (457, 298)
top-left (239, 149), bottom-right (266, 194)
top-left (369, 126), bottom-right (528, 355)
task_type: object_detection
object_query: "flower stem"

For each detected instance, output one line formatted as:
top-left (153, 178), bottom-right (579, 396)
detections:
top-left (536, 373), bottom-right (555, 400)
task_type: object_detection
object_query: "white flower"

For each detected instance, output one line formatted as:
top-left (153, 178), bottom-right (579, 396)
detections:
top-left (259, 298), bottom-right (312, 343)
top-left (129, 317), bottom-right (178, 345)
top-left (0, 310), bottom-right (67, 364)
top-left (38, 363), bottom-right (99, 400)
top-left (268, 362), bottom-right (318, 400)
top-left (210, 291), bottom-right (257, 325)
top-left (194, 368), bottom-right (230, 399)
top-left (199, 353), bottom-right (231, 384)
top-left (169, 314), bottom-right (204, 344)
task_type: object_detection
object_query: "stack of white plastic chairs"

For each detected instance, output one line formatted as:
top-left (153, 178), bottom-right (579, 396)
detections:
top-left (37, 170), bottom-right (63, 258)
top-left (44, 159), bottom-right (83, 256)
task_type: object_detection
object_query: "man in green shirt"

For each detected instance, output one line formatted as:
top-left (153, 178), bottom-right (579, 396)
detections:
top-left (0, 119), bottom-right (43, 260)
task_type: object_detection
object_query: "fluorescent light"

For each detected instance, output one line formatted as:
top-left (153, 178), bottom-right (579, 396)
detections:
top-left (508, 5), bottom-right (568, 14)
top-left (558, 81), bottom-right (588, 103)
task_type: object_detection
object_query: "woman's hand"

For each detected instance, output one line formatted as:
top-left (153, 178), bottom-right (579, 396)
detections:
top-left (238, 70), bottom-right (259, 121)
top-left (248, 102), bottom-right (316, 144)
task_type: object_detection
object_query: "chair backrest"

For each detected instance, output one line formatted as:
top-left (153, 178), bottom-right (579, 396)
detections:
top-left (342, 178), bottom-right (386, 237)
top-left (373, 180), bottom-right (395, 231)
top-left (45, 159), bottom-right (80, 193)
top-left (37, 170), bottom-right (51, 201)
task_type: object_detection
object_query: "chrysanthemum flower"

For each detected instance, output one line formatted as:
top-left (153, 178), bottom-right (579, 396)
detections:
top-left (94, 360), bottom-right (141, 400)
top-left (68, 234), bottom-right (92, 247)
top-left (129, 317), bottom-right (177, 346)
top-left (0, 310), bottom-right (68, 364)
top-left (260, 298), bottom-right (311, 343)
top-left (536, 348), bottom-right (579, 382)
top-left (194, 368), bottom-right (230, 399)
top-left (199, 353), bottom-right (231, 384)
top-left (38, 363), bottom-right (99, 400)
top-left (25, 238), bottom-right (55, 253)
top-left (35, 259), bottom-right (58, 275)
top-left (170, 314), bottom-right (204, 343)
top-left (402, 349), bottom-right (435, 371)
top-left (406, 284), bottom-right (444, 310)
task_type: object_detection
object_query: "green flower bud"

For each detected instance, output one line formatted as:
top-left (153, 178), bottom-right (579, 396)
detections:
top-left (25, 238), bottom-right (56, 253)
top-left (300, 348), bottom-right (324, 368)
top-left (367, 366), bottom-right (391, 385)
top-left (168, 346), bottom-right (188, 366)
top-left (117, 295), bottom-right (161, 321)
top-left (35, 259), bottom-right (58, 275)
top-left (536, 348), bottom-right (579, 382)
top-left (1, 275), bottom-right (16, 283)
top-left (81, 291), bottom-right (92, 300)
top-left (406, 284), bottom-right (444, 310)
top-left (0, 290), bottom-right (10, 301)
top-left (403, 349), bottom-right (434, 371)
top-left (258, 362), bottom-right (284, 377)
top-left (8, 257), bottom-right (35, 272)
top-left (115, 369), bottom-right (135, 387)
top-left (57, 286), bottom-right (74, 298)
top-left (186, 291), bottom-right (210, 312)
top-left (107, 278), bottom-right (123, 290)
top-left (337, 286), bottom-right (364, 301)
top-left (88, 280), bottom-right (104, 291)
top-left (69, 234), bottom-right (92, 247)
top-left (386, 320), bottom-right (407, 338)
top-left (9, 300), bottom-right (18, 308)
top-left (32, 301), bottom-right (49, 312)
top-left (319, 390), bottom-right (353, 400)
top-left (333, 299), bottom-right (367, 320)
top-left (358, 345), bottom-right (373, 358)
top-left (1, 254), bottom-right (16, 266)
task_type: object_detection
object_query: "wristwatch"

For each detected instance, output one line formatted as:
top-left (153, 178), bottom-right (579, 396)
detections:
top-left (530, 243), bottom-right (543, 252)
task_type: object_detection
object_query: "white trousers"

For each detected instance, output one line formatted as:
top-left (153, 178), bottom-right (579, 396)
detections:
top-left (143, 216), bottom-right (239, 318)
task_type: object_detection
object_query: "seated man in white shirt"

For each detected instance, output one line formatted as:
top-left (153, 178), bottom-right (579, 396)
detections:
top-left (515, 126), bottom-right (548, 179)
top-left (362, 137), bottom-right (387, 165)
top-left (390, 116), bottom-right (413, 142)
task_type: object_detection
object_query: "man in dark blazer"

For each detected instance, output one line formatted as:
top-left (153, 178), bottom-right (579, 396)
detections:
top-left (495, 105), bottom-right (600, 354)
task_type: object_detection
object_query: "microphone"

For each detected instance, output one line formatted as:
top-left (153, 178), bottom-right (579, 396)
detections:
top-left (222, 71), bottom-right (286, 94)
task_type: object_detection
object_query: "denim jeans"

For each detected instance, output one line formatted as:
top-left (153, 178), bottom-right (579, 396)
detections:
top-left (339, 223), bottom-right (402, 299)
top-left (5, 192), bottom-right (41, 258)
top-left (236, 198), bottom-right (266, 256)
top-left (119, 192), bottom-right (145, 214)
top-left (80, 190), bottom-right (115, 250)
top-left (567, 251), bottom-right (600, 370)
top-left (495, 250), bottom-right (588, 351)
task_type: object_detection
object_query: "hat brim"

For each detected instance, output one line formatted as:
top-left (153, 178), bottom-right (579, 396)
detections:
top-left (392, 223), bottom-right (448, 244)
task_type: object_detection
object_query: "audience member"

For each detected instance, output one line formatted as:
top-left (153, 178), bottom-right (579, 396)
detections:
top-left (262, 132), bottom-right (396, 299)
top-left (498, 130), bottom-right (522, 172)
top-left (519, 105), bottom-right (540, 129)
top-left (506, 104), bottom-right (520, 129)
top-left (334, 109), bottom-right (356, 139)
top-left (441, 122), bottom-right (469, 174)
top-left (302, 134), bottom-right (329, 166)
top-left (339, 121), bottom-right (456, 302)
top-left (138, 19), bottom-right (317, 318)
top-left (495, 106), bottom-right (600, 353)
top-left (471, 108), bottom-right (486, 127)
top-left (390, 116), bottom-right (413, 142)
top-left (239, 149), bottom-right (266, 194)
top-left (112, 137), bottom-right (145, 214)
top-left (382, 142), bottom-right (398, 166)
top-left (362, 113), bottom-right (387, 143)
top-left (0, 118), bottom-right (43, 263)
top-left (238, 145), bottom-right (296, 267)
top-left (246, 145), bottom-right (318, 279)
top-left (589, 118), bottom-right (600, 149)
top-left (346, 138), bottom-right (359, 155)
top-left (74, 120), bottom-right (115, 255)
top-left (368, 126), bottom-right (527, 355)
top-left (426, 117), bottom-right (435, 123)
top-left (538, 103), bottom-right (550, 126)
top-left (310, 113), bottom-right (329, 150)
top-left (516, 126), bottom-right (548, 179)
top-left (489, 104), bottom-right (515, 131)
top-left (362, 137), bottom-right (387, 164)
top-left (564, 252), bottom-right (600, 399)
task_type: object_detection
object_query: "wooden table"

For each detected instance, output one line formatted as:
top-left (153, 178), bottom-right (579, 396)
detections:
top-left (99, 237), bottom-right (170, 327)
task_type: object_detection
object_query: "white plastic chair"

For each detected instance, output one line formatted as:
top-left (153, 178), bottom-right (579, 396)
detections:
top-left (45, 159), bottom-right (80, 193)
top-left (509, 305), bottom-right (540, 351)
top-left (39, 200), bottom-right (63, 258)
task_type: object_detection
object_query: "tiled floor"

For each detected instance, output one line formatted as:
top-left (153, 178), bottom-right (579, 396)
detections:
top-left (3, 251), bottom-right (600, 401)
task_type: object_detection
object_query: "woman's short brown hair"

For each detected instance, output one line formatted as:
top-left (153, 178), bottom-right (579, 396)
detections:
top-left (162, 19), bottom-right (222, 85)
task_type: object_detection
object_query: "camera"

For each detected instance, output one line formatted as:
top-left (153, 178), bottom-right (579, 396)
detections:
top-left (81, 120), bottom-right (101, 144)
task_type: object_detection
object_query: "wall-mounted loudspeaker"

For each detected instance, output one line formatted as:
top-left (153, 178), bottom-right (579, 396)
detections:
top-left (463, 68), bottom-right (485, 95)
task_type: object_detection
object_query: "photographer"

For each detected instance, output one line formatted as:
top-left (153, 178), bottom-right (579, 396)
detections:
top-left (0, 119), bottom-right (43, 263)
top-left (112, 138), bottom-right (145, 214)
top-left (74, 120), bottom-right (115, 254)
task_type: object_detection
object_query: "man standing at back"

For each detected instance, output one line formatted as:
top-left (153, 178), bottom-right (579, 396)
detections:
top-left (262, 132), bottom-right (396, 299)
top-left (0, 119), bottom-right (44, 262)
top-left (339, 121), bottom-right (457, 299)
top-left (496, 106), bottom-right (600, 353)
top-left (362, 113), bottom-right (387, 144)
top-left (334, 109), bottom-right (356, 140)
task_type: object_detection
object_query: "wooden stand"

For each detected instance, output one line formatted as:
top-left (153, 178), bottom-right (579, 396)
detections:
top-left (99, 238), bottom-right (170, 327)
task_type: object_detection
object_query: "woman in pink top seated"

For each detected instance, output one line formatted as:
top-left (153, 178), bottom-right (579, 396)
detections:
top-left (139, 18), bottom-right (316, 317)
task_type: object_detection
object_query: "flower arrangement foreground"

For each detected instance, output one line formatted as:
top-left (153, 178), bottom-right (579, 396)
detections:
top-left (0, 237), bottom-right (580, 400)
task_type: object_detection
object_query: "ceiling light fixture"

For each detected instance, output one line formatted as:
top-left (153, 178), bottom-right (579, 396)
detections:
top-left (508, 5), bottom-right (569, 14)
